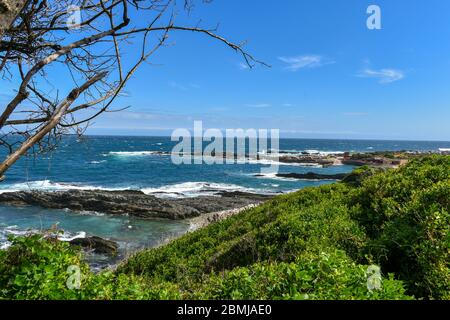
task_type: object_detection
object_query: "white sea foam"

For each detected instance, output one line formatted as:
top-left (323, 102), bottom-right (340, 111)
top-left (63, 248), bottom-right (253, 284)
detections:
top-left (0, 226), bottom-right (39, 250)
top-left (0, 226), bottom-right (87, 250)
top-left (142, 182), bottom-right (267, 199)
top-left (0, 179), bottom-right (274, 199)
top-left (108, 151), bottom-right (168, 157)
top-left (302, 150), bottom-right (345, 156)
top-left (0, 179), bottom-right (261, 200)
top-left (0, 174), bottom-right (291, 202)
top-left (254, 172), bottom-right (299, 182)
top-left (247, 157), bottom-right (323, 168)
top-left (0, 180), bottom-right (128, 194)
top-left (78, 210), bottom-right (106, 217)
top-left (58, 231), bottom-right (87, 242)
top-left (266, 149), bottom-right (345, 156)
top-left (2, 225), bottom-right (35, 236)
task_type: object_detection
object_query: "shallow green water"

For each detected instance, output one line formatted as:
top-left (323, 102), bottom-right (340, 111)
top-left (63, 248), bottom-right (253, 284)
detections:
top-left (0, 204), bottom-right (190, 269)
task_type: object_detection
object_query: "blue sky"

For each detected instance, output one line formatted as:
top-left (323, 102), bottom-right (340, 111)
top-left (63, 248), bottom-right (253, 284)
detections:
top-left (7, 0), bottom-right (450, 140)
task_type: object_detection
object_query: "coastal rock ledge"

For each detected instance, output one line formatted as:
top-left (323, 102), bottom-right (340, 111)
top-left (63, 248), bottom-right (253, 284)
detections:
top-left (0, 189), bottom-right (273, 220)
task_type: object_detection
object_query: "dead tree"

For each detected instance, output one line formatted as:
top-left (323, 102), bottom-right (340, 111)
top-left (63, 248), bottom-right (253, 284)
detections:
top-left (0, 0), bottom-right (264, 179)
top-left (0, 0), bottom-right (28, 36)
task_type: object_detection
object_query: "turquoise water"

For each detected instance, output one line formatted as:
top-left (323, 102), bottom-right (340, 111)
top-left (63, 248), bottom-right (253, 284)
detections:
top-left (0, 204), bottom-right (190, 269)
top-left (0, 136), bottom-right (448, 266)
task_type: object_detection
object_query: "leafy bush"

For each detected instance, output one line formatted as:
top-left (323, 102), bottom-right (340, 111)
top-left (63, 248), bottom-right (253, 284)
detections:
top-left (118, 184), bottom-right (367, 283)
top-left (120, 156), bottom-right (448, 300)
top-left (349, 156), bottom-right (450, 299)
top-left (341, 165), bottom-right (384, 186)
top-left (194, 250), bottom-right (411, 300)
top-left (0, 235), bottom-right (84, 299)
top-left (0, 235), bottom-right (156, 300)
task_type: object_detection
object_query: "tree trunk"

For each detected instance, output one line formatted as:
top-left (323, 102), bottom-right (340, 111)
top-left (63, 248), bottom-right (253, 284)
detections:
top-left (0, 0), bottom-right (28, 37)
top-left (0, 72), bottom-right (107, 179)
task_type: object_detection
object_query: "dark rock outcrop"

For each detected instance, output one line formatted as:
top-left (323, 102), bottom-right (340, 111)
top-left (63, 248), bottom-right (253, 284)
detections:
top-left (69, 236), bottom-right (118, 256)
top-left (278, 155), bottom-right (335, 167)
top-left (216, 191), bottom-right (274, 201)
top-left (274, 172), bottom-right (347, 180)
top-left (0, 189), bottom-right (273, 220)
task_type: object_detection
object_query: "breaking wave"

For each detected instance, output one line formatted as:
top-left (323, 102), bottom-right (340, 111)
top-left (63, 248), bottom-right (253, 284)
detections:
top-left (0, 225), bottom-right (86, 250)
top-left (0, 180), bottom-right (129, 194)
top-left (0, 180), bottom-right (275, 199)
top-left (107, 151), bottom-right (168, 157)
top-left (142, 182), bottom-right (272, 199)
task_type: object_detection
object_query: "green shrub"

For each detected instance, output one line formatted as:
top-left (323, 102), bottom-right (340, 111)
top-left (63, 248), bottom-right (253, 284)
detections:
top-left (194, 250), bottom-right (412, 300)
top-left (350, 156), bottom-right (450, 299)
top-left (0, 235), bottom-right (154, 300)
top-left (120, 156), bottom-right (448, 300)
top-left (119, 184), bottom-right (367, 283)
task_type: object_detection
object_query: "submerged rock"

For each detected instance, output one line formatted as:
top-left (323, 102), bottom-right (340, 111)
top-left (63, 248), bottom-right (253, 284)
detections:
top-left (274, 172), bottom-right (347, 180)
top-left (69, 236), bottom-right (118, 256)
top-left (278, 155), bottom-right (335, 166)
top-left (0, 189), bottom-right (272, 220)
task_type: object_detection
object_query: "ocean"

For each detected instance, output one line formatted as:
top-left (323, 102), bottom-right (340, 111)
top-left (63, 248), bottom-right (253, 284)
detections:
top-left (0, 136), bottom-right (448, 268)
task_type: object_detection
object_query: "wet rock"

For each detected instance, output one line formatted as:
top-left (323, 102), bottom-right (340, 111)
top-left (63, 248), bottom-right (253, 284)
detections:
top-left (0, 189), bottom-right (272, 220)
top-left (70, 236), bottom-right (118, 256)
top-left (274, 172), bottom-right (347, 180)
top-left (278, 155), bottom-right (335, 166)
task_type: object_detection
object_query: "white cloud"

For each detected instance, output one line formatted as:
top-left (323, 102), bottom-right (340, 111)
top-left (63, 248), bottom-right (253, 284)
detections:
top-left (280, 129), bottom-right (359, 135)
top-left (238, 62), bottom-right (250, 70)
top-left (168, 81), bottom-right (200, 91)
top-left (358, 68), bottom-right (405, 83)
top-left (168, 81), bottom-right (187, 91)
top-left (278, 55), bottom-right (333, 71)
top-left (208, 107), bottom-right (229, 112)
top-left (244, 103), bottom-right (271, 108)
top-left (343, 112), bottom-right (369, 117)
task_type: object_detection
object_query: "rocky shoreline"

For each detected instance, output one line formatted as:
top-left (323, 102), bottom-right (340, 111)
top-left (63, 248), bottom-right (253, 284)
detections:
top-left (109, 149), bottom-right (422, 168)
top-left (255, 172), bottom-right (348, 180)
top-left (0, 189), bottom-right (274, 220)
top-left (0, 189), bottom-right (275, 257)
top-left (187, 204), bottom-right (259, 231)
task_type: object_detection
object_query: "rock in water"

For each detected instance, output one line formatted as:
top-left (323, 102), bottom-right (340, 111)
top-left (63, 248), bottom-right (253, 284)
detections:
top-left (275, 172), bottom-right (347, 180)
top-left (0, 189), bottom-right (272, 220)
top-left (0, 189), bottom-right (199, 219)
top-left (70, 236), bottom-right (118, 256)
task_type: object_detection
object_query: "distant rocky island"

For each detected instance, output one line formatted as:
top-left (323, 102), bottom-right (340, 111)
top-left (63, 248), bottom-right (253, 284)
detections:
top-left (268, 172), bottom-right (347, 180)
top-left (119, 149), bottom-right (440, 168)
top-left (272, 150), bottom-right (445, 168)
top-left (274, 150), bottom-right (421, 168)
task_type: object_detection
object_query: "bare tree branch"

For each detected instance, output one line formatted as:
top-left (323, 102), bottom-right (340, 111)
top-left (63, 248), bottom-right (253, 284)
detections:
top-left (0, 0), bottom-right (264, 178)
top-left (0, 71), bottom-right (107, 177)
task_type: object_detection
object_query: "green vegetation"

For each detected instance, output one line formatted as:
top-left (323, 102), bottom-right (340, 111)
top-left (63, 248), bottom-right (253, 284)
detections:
top-left (349, 150), bottom-right (426, 160)
top-left (0, 156), bottom-right (448, 300)
top-left (0, 234), bottom-right (152, 299)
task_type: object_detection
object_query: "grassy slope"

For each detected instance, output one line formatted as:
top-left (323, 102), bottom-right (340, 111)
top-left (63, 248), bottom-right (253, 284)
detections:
top-left (1, 156), bottom-right (448, 300)
top-left (117, 156), bottom-right (449, 300)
